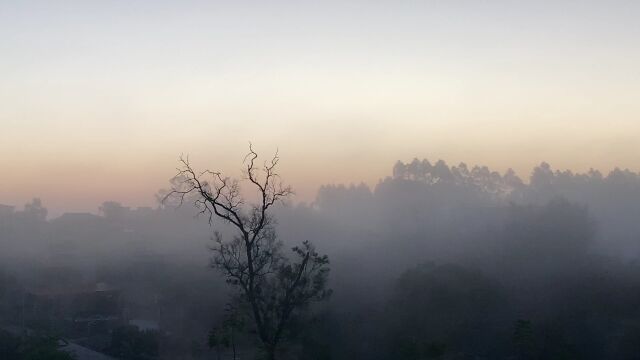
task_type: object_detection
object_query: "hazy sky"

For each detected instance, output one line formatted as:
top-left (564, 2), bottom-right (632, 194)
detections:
top-left (1, 0), bottom-right (639, 216)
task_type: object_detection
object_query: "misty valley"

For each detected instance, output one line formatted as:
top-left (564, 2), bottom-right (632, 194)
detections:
top-left (2, 156), bottom-right (640, 359)
top-left (3, 0), bottom-right (639, 358)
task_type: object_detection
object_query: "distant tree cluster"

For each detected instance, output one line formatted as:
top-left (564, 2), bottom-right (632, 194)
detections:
top-left (316, 159), bottom-right (640, 256)
top-left (392, 159), bottom-right (523, 196)
top-left (391, 158), bottom-right (640, 200)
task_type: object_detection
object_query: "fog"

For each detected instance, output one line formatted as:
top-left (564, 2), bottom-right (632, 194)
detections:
top-left (2, 158), bottom-right (640, 359)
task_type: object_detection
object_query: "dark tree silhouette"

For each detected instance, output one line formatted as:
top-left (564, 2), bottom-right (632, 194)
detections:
top-left (166, 145), bottom-right (331, 360)
top-left (209, 304), bottom-right (245, 360)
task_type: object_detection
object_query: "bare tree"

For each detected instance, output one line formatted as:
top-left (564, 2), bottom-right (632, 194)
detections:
top-left (166, 144), bottom-right (331, 360)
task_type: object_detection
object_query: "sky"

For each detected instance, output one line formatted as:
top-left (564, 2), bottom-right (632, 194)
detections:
top-left (1, 0), bottom-right (639, 216)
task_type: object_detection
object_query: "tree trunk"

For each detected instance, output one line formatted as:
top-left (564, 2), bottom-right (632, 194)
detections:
top-left (231, 331), bottom-right (236, 360)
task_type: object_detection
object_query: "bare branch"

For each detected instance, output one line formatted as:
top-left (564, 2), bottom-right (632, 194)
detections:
top-left (165, 144), bottom-right (329, 359)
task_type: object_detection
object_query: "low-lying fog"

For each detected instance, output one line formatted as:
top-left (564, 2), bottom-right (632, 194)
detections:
top-left (2, 159), bottom-right (640, 359)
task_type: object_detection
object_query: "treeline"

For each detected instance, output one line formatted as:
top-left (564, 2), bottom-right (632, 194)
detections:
top-left (1, 159), bottom-right (640, 358)
top-left (314, 160), bottom-right (640, 257)
top-left (279, 160), bottom-right (640, 359)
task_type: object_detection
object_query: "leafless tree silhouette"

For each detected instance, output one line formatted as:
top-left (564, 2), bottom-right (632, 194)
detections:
top-left (165, 144), bottom-right (331, 360)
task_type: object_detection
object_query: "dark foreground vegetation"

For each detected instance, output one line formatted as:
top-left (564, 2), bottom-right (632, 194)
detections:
top-left (2, 157), bottom-right (640, 359)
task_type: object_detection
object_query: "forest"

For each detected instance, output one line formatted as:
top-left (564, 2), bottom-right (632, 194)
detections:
top-left (2, 157), bottom-right (640, 359)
